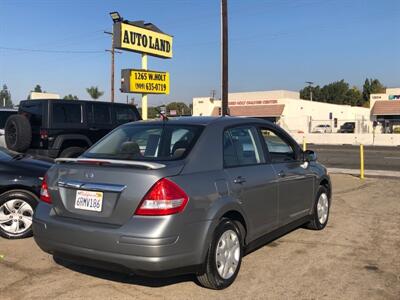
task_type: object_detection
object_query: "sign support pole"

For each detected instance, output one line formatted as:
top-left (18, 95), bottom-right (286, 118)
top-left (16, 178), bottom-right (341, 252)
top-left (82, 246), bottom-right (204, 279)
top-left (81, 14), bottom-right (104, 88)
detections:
top-left (142, 53), bottom-right (148, 120)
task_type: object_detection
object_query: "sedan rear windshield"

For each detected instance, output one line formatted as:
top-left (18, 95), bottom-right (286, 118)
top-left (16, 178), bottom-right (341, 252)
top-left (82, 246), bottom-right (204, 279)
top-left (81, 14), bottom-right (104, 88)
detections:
top-left (83, 124), bottom-right (204, 161)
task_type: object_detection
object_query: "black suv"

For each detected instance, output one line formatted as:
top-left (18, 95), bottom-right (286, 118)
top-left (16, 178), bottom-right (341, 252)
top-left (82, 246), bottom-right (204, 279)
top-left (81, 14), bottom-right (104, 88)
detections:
top-left (4, 99), bottom-right (141, 158)
top-left (338, 122), bottom-right (355, 133)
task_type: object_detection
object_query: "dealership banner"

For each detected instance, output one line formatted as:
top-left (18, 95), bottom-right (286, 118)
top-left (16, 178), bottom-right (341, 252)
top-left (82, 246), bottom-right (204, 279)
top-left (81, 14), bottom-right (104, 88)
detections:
top-left (113, 22), bottom-right (173, 58)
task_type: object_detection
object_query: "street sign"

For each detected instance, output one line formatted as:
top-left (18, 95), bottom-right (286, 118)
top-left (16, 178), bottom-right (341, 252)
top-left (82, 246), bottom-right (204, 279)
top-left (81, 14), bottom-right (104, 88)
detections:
top-left (121, 69), bottom-right (170, 94)
top-left (113, 22), bottom-right (173, 58)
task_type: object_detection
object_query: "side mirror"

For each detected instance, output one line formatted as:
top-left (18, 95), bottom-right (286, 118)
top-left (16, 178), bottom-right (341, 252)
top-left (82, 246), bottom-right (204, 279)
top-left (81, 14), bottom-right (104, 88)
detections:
top-left (303, 150), bottom-right (317, 162)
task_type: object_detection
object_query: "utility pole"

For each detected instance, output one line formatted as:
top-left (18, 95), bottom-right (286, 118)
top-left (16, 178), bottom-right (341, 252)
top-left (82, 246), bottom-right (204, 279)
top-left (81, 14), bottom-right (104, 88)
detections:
top-left (221, 0), bottom-right (228, 116)
top-left (306, 81), bottom-right (314, 101)
top-left (105, 31), bottom-right (122, 102)
top-left (211, 89), bottom-right (216, 99)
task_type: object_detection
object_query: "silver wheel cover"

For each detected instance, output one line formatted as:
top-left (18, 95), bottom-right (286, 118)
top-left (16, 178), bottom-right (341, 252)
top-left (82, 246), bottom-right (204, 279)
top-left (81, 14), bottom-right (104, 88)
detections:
top-left (215, 229), bottom-right (240, 279)
top-left (317, 193), bottom-right (329, 225)
top-left (0, 199), bottom-right (33, 235)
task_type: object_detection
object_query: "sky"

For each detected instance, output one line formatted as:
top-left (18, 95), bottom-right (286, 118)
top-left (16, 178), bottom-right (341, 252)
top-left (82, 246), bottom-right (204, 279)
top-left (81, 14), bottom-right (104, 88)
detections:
top-left (0, 0), bottom-right (399, 106)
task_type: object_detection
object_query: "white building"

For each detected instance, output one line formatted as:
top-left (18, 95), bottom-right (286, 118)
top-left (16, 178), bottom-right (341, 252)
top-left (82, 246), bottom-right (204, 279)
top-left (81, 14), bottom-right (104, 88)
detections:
top-left (29, 92), bottom-right (60, 100)
top-left (193, 90), bottom-right (371, 133)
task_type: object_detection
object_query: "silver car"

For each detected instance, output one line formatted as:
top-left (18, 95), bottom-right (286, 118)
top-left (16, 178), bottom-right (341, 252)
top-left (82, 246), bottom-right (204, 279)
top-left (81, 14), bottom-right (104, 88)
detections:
top-left (33, 117), bottom-right (331, 289)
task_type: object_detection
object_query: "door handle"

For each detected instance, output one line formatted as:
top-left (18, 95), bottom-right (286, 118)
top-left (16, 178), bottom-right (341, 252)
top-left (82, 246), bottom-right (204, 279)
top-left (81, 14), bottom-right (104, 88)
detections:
top-left (278, 171), bottom-right (286, 178)
top-left (233, 176), bottom-right (246, 184)
top-left (89, 127), bottom-right (100, 131)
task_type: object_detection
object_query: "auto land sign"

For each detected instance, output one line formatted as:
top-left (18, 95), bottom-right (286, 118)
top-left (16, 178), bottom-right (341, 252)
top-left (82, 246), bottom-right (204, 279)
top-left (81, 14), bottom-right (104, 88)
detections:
top-left (113, 22), bottom-right (173, 58)
top-left (121, 69), bottom-right (170, 94)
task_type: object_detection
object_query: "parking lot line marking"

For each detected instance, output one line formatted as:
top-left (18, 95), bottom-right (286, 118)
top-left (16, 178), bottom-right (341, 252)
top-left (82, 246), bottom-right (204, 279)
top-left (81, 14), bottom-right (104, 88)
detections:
top-left (384, 157), bottom-right (400, 160)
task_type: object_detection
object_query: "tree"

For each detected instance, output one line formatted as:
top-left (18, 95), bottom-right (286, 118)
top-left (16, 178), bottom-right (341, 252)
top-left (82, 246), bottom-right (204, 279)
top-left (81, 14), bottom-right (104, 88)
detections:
top-left (63, 94), bottom-right (79, 100)
top-left (86, 86), bottom-right (104, 100)
top-left (362, 78), bottom-right (385, 104)
top-left (300, 85), bottom-right (323, 102)
top-left (345, 86), bottom-right (363, 106)
top-left (137, 106), bottom-right (163, 119)
top-left (0, 84), bottom-right (13, 107)
top-left (300, 80), bottom-right (366, 106)
top-left (27, 84), bottom-right (44, 99)
top-left (166, 102), bottom-right (191, 116)
top-left (33, 84), bottom-right (42, 93)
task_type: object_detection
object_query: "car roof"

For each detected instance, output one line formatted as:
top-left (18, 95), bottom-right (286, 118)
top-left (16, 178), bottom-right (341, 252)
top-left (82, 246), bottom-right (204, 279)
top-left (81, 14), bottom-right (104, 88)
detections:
top-left (132, 116), bottom-right (273, 126)
top-left (0, 108), bottom-right (17, 111)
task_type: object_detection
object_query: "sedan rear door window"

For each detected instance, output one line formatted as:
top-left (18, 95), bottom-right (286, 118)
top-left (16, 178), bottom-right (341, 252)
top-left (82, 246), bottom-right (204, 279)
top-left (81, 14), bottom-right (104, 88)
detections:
top-left (223, 126), bottom-right (262, 167)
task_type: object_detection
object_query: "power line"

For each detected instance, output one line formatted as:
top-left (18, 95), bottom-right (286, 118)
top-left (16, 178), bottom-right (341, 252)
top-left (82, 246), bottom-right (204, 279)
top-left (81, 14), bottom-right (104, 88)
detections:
top-left (0, 46), bottom-right (104, 54)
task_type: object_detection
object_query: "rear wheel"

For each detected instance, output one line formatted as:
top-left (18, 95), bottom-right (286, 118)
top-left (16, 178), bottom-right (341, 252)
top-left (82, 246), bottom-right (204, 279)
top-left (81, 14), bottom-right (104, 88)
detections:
top-left (5, 115), bottom-right (32, 152)
top-left (0, 190), bottom-right (37, 239)
top-left (59, 146), bottom-right (86, 158)
top-left (197, 219), bottom-right (243, 289)
top-left (306, 186), bottom-right (330, 230)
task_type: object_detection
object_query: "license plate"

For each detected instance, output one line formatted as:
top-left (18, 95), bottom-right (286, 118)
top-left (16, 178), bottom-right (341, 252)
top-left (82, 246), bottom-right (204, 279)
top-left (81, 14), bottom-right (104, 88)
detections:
top-left (75, 190), bottom-right (103, 212)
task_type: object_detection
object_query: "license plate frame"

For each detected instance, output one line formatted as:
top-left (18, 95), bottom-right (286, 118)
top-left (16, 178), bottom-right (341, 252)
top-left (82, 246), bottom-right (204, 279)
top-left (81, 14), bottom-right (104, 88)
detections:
top-left (74, 190), bottom-right (103, 212)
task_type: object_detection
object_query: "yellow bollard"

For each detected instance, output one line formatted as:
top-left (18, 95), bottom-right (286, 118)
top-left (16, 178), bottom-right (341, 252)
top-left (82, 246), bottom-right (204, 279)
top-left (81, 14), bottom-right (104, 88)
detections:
top-left (302, 137), bottom-right (306, 152)
top-left (360, 144), bottom-right (364, 179)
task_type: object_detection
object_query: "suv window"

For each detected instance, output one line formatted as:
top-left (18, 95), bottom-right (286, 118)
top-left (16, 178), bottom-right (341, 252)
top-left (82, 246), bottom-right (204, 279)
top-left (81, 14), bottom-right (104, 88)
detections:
top-left (84, 124), bottom-right (203, 161)
top-left (0, 111), bottom-right (16, 128)
top-left (19, 102), bottom-right (43, 127)
top-left (260, 128), bottom-right (296, 163)
top-left (53, 103), bottom-right (82, 124)
top-left (114, 106), bottom-right (137, 124)
top-left (88, 103), bottom-right (111, 124)
top-left (223, 126), bottom-right (262, 167)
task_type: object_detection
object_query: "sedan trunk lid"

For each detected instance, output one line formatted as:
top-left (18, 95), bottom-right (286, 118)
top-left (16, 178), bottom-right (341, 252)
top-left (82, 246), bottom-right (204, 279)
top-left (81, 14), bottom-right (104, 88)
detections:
top-left (46, 158), bottom-right (184, 225)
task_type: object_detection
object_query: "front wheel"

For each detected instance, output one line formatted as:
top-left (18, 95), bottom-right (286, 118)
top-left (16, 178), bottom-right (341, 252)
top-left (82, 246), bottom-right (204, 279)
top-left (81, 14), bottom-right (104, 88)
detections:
top-left (197, 219), bottom-right (243, 289)
top-left (306, 186), bottom-right (330, 230)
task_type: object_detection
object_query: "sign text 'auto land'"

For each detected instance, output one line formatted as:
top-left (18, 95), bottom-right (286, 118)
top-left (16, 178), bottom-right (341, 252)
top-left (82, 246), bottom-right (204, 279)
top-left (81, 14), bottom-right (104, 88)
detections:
top-left (114, 22), bottom-right (173, 58)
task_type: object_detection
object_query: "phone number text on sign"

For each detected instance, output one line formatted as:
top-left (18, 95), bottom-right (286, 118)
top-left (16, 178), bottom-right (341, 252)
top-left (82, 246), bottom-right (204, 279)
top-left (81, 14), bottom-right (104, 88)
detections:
top-left (130, 70), bottom-right (170, 94)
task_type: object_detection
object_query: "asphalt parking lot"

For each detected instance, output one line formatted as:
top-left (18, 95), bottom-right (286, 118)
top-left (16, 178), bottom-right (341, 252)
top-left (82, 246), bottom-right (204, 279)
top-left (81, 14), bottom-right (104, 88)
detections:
top-left (0, 174), bottom-right (399, 299)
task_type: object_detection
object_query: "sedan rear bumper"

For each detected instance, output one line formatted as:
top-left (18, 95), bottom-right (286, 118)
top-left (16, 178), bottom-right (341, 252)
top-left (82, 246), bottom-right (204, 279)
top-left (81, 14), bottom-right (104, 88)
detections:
top-left (33, 203), bottom-right (212, 275)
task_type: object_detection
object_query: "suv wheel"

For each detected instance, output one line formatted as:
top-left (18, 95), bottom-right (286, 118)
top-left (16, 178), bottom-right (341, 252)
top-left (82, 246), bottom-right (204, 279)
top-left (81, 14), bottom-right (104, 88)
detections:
top-left (306, 186), bottom-right (330, 230)
top-left (0, 190), bottom-right (37, 239)
top-left (5, 115), bottom-right (32, 152)
top-left (197, 219), bottom-right (243, 289)
top-left (59, 146), bottom-right (86, 158)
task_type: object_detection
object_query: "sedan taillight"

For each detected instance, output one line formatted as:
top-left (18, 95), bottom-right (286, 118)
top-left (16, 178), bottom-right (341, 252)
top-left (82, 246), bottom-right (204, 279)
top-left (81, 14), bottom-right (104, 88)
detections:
top-left (135, 178), bottom-right (188, 216)
top-left (40, 176), bottom-right (52, 204)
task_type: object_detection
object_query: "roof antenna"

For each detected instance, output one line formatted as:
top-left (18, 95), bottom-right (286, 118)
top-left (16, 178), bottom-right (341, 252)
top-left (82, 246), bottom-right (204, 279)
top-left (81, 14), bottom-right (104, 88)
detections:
top-left (155, 107), bottom-right (169, 121)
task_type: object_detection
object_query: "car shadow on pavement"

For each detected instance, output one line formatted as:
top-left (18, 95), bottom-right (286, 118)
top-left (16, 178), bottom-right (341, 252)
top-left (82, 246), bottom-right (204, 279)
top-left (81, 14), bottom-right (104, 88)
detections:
top-left (53, 256), bottom-right (198, 288)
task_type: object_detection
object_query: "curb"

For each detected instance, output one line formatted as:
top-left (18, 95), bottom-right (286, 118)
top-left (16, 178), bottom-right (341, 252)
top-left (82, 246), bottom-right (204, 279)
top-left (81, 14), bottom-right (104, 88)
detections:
top-left (328, 168), bottom-right (400, 178)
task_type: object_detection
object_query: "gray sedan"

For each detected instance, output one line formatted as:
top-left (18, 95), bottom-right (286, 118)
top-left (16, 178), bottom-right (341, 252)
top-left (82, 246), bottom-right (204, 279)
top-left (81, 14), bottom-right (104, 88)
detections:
top-left (33, 117), bottom-right (331, 289)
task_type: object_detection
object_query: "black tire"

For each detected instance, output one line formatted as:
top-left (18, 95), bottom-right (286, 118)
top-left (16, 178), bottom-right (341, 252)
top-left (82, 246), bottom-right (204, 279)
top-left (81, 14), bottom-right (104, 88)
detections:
top-left (197, 219), bottom-right (243, 290)
top-left (0, 190), bottom-right (38, 239)
top-left (306, 186), bottom-right (330, 230)
top-left (59, 146), bottom-right (85, 158)
top-left (5, 114), bottom-right (32, 152)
